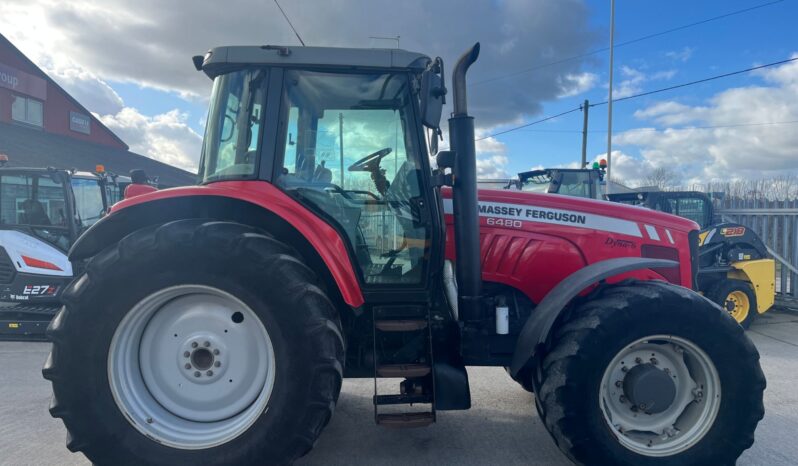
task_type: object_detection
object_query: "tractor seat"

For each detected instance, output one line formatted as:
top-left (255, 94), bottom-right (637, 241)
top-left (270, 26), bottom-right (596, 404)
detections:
top-left (21, 199), bottom-right (51, 225)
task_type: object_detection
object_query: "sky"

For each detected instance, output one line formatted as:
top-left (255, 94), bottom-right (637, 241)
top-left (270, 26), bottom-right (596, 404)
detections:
top-left (0, 0), bottom-right (795, 186)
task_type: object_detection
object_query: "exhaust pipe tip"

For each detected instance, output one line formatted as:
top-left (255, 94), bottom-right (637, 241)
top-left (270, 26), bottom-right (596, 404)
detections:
top-left (452, 43), bottom-right (481, 116)
top-left (462, 42), bottom-right (481, 67)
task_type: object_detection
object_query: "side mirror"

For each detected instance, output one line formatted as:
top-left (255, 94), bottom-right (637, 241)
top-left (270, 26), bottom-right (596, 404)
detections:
top-left (420, 57), bottom-right (446, 130)
top-left (436, 150), bottom-right (455, 170)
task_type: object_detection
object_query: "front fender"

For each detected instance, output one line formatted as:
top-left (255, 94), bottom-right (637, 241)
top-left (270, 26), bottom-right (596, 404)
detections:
top-left (70, 182), bottom-right (365, 307)
top-left (509, 257), bottom-right (678, 377)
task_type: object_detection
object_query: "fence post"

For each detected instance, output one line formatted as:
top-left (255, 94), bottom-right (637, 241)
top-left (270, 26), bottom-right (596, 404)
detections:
top-left (779, 200), bottom-right (790, 295)
top-left (793, 199), bottom-right (798, 298)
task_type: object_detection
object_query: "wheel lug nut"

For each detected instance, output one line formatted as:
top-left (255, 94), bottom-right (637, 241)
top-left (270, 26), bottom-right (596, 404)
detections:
top-left (204, 341), bottom-right (211, 347)
top-left (615, 380), bottom-right (622, 387)
top-left (619, 395), bottom-right (627, 403)
top-left (206, 370), bottom-right (213, 376)
top-left (215, 361), bottom-right (221, 367)
top-left (635, 357), bottom-right (642, 364)
top-left (185, 363), bottom-right (191, 369)
top-left (621, 366), bottom-right (629, 373)
top-left (191, 342), bottom-right (198, 348)
top-left (194, 371), bottom-right (201, 377)
top-left (183, 351), bottom-right (190, 358)
top-left (146, 417), bottom-right (153, 424)
top-left (213, 349), bottom-right (220, 355)
top-left (650, 357), bottom-right (658, 365)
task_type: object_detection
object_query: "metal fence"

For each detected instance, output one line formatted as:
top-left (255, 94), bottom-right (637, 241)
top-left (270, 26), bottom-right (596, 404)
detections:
top-left (717, 198), bottom-right (798, 308)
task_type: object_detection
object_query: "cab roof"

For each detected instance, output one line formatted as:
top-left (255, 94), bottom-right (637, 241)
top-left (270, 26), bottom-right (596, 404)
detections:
top-left (196, 45), bottom-right (432, 79)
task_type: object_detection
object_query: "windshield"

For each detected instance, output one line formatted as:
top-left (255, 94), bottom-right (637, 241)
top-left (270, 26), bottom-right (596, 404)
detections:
top-left (0, 172), bottom-right (71, 249)
top-left (71, 177), bottom-right (105, 228)
top-left (0, 173), bottom-right (68, 227)
top-left (199, 69), bottom-right (267, 182)
top-left (556, 171), bottom-right (594, 198)
top-left (520, 172), bottom-right (552, 193)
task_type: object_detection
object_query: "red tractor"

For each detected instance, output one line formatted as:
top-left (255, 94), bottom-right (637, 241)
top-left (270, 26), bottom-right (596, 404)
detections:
top-left (43, 44), bottom-right (764, 465)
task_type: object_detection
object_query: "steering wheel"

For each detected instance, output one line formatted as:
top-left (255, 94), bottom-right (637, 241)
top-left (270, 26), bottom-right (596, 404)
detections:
top-left (348, 148), bottom-right (392, 172)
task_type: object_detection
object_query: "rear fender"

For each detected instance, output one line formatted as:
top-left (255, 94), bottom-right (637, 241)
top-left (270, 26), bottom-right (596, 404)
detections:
top-left (70, 183), bottom-right (364, 307)
top-left (508, 257), bottom-right (678, 377)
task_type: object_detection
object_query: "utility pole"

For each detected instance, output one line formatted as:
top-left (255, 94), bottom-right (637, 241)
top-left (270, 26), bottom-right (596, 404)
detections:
top-left (580, 99), bottom-right (589, 168)
top-left (606, 0), bottom-right (616, 186)
top-left (339, 112), bottom-right (344, 188)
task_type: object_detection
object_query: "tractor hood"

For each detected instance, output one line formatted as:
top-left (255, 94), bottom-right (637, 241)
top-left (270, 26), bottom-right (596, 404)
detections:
top-left (442, 187), bottom-right (699, 235)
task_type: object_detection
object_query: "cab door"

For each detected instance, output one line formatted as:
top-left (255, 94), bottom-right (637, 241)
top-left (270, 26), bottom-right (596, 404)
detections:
top-left (272, 68), bottom-right (441, 295)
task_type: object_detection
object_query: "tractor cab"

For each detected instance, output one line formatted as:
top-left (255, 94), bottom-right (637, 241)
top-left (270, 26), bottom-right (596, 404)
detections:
top-left (607, 190), bottom-right (715, 229)
top-left (197, 47), bottom-right (446, 288)
top-left (516, 167), bottom-right (605, 199)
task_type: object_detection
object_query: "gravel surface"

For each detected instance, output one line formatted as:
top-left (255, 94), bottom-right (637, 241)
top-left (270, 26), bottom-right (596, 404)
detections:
top-left (1, 311), bottom-right (797, 465)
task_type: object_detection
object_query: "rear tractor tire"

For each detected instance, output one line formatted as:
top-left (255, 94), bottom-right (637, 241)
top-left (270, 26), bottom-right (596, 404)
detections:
top-left (43, 220), bottom-right (344, 465)
top-left (535, 280), bottom-right (765, 466)
top-left (708, 279), bottom-right (757, 329)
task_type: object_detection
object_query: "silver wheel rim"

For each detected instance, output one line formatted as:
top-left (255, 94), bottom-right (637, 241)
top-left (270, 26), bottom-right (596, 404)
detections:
top-left (108, 285), bottom-right (276, 449)
top-left (599, 335), bottom-right (721, 457)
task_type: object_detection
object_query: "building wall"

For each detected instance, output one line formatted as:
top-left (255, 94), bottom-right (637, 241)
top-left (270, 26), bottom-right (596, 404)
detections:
top-left (0, 39), bottom-right (127, 150)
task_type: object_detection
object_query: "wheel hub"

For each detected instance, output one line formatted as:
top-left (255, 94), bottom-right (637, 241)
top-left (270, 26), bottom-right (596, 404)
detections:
top-left (599, 335), bottom-right (722, 457)
top-left (726, 291), bottom-right (749, 322)
top-left (178, 335), bottom-right (227, 382)
top-left (190, 347), bottom-right (214, 371)
top-left (724, 299), bottom-right (736, 312)
top-left (622, 363), bottom-right (676, 414)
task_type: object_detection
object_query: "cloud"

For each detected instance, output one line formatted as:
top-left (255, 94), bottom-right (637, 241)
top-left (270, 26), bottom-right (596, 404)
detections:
top-left (99, 108), bottom-right (202, 171)
top-left (590, 151), bottom-right (653, 186)
top-left (475, 135), bottom-right (511, 179)
top-left (614, 65), bottom-right (676, 99)
top-left (615, 54), bottom-right (798, 182)
top-left (45, 66), bottom-right (125, 115)
top-left (0, 0), bottom-right (597, 130)
top-left (558, 72), bottom-right (599, 97)
top-left (633, 101), bottom-right (709, 126)
top-left (665, 47), bottom-right (694, 63)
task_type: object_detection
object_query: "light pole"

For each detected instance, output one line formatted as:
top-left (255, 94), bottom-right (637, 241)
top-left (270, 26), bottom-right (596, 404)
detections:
top-left (606, 0), bottom-right (616, 189)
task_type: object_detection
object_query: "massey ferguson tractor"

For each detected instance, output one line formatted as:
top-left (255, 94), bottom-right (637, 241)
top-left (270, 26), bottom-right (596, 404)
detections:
top-left (43, 44), bottom-right (765, 465)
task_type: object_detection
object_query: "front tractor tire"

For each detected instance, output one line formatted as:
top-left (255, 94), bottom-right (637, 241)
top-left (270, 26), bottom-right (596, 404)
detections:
top-left (535, 280), bottom-right (765, 466)
top-left (43, 220), bottom-right (344, 465)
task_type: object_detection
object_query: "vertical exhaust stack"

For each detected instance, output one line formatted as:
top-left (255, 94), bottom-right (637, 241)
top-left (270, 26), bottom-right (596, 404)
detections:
top-left (448, 43), bottom-right (482, 322)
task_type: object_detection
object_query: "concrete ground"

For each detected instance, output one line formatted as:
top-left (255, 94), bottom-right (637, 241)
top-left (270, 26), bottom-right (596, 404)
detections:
top-left (1, 311), bottom-right (797, 466)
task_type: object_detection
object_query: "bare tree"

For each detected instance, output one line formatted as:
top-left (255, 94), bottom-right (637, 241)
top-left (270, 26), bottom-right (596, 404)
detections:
top-left (767, 175), bottom-right (798, 201)
top-left (642, 167), bottom-right (680, 190)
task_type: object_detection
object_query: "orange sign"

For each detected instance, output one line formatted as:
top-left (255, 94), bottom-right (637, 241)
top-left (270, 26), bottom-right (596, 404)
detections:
top-left (720, 226), bottom-right (746, 237)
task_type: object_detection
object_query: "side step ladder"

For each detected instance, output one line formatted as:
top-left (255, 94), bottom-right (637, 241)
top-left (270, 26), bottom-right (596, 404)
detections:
top-left (372, 305), bottom-right (436, 428)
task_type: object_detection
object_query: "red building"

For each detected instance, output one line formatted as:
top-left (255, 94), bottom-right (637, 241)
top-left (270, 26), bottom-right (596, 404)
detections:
top-left (0, 33), bottom-right (194, 186)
